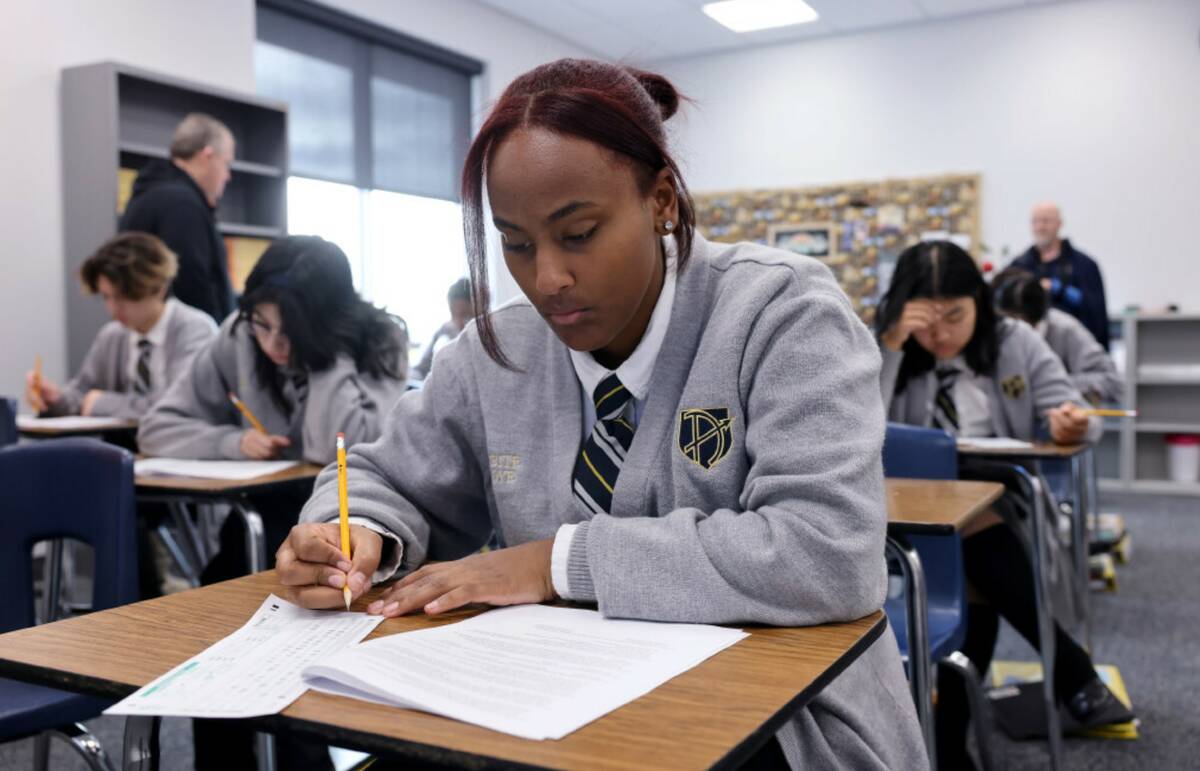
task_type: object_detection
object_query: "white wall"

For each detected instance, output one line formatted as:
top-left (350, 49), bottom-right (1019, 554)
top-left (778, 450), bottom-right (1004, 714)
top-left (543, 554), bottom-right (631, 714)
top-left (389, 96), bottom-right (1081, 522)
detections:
top-left (0, 0), bottom-right (588, 405)
top-left (0, 0), bottom-right (256, 404)
top-left (655, 0), bottom-right (1200, 313)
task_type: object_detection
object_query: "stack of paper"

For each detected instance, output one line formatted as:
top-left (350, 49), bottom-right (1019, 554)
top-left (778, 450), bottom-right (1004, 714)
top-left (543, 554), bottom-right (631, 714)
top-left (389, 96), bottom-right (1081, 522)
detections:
top-left (16, 415), bottom-right (134, 431)
top-left (106, 596), bottom-right (383, 719)
top-left (956, 437), bottom-right (1035, 451)
top-left (303, 604), bottom-right (748, 740)
top-left (134, 458), bottom-right (299, 480)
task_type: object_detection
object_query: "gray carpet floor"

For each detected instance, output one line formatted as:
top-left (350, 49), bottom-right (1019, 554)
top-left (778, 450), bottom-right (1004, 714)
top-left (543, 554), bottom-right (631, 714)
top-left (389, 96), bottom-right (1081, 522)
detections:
top-left (1, 491), bottom-right (1195, 770)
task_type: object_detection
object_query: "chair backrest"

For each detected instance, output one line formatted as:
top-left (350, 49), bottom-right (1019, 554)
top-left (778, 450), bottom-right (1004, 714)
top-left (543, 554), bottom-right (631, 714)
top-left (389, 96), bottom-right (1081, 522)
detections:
top-left (0, 397), bottom-right (17, 447)
top-left (883, 423), bottom-right (967, 656)
top-left (0, 438), bottom-right (139, 634)
top-left (882, 422), bottom-right (957, 480)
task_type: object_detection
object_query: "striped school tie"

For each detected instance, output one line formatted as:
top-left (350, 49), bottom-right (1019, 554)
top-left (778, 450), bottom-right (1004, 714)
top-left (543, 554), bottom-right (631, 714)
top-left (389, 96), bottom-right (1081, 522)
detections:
top-left (933, 367), bottom-right (960, 435)
top-left (289, 373), bottom-right (308, 416)
top-left (572, 373), bottom-right (636, 514)
top-left (133, 339), bottom-right (153, 395)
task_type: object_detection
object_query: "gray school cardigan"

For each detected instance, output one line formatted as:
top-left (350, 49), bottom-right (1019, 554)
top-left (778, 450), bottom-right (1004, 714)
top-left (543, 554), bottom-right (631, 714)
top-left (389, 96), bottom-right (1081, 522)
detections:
top-left (881, 317), bottom-right (1103, 443)
top-left (301, 236), bottom-right (928, 770)
top-left (43, 300), bottom-right (217, 419)
top-left (138, 314), bottom-right (408, 465)
top-left (1043, 308), bottom-right (1123, 404)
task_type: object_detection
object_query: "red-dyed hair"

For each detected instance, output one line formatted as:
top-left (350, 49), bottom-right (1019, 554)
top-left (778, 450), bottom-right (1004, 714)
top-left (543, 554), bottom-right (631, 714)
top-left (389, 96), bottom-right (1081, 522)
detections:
top-left (461, 58), bottom-right (696, 367)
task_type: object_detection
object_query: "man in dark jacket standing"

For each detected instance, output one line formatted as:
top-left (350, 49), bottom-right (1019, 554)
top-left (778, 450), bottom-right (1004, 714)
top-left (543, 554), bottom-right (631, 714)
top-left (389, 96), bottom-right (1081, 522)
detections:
top-left (1012, 202), bottom-right (1111, 350)
top-left (120, 113), bottom-right (235, 323)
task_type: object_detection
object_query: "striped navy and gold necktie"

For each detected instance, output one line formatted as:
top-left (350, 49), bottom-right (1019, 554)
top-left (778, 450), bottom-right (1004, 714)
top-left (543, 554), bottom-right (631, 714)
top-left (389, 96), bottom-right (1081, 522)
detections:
top-left (133, 339), bottom-right (153, 395)
top-left (933, 367), bottom-right (960, 435)
top-left (572, 373), bottom-right (635, 514)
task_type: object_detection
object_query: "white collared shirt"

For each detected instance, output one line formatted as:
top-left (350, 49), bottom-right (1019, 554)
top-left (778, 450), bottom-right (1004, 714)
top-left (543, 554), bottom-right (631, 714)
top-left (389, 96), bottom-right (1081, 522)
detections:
top-left (552, 253), bottom-right (678, 599)
top-left (935, 355), bottom-right (994, 439)
top-left (126, 298), bottom-right (177, 394)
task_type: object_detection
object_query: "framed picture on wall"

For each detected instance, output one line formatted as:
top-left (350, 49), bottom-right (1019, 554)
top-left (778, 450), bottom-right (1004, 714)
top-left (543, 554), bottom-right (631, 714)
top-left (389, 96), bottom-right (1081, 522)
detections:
top-left (768, 222), bottom-right (837, 260)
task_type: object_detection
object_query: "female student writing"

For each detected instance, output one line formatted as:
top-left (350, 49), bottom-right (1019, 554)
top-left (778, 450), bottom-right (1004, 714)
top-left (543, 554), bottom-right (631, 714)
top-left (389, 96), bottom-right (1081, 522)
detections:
top-left (139, 235), bottom-right (409, 770)
top-left (876, 241), bottom-right (1132, 768)
top-left (26, 232), bottom-right (216, 418)
top-left (992, 266), bottom-right (1123, 404)
top-left (278, 59), bottom-right (927, 770)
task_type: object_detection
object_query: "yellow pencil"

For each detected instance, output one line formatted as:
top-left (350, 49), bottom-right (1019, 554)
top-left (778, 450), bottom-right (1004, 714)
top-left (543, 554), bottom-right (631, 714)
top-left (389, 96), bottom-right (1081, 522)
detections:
top-left (1081, 409), bottom-right (1138, 418)
top-left (228, 391), bottom-right (268, 434)
top-left (337, 432), bottom-right (352, 611)
top-left (31, 355), bottom-right (45, 413)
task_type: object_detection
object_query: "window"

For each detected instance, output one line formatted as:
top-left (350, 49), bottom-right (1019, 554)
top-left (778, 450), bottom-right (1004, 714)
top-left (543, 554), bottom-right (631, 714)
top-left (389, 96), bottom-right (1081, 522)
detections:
top-left (254, 0), bottom-right (481, 365)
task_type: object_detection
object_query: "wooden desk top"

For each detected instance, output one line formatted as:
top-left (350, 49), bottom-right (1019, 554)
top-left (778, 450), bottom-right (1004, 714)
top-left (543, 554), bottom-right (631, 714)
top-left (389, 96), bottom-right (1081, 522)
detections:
top-left (135, 462), bottom-right (323, 497)
top-left (16, 418), bottom-right (138, 438)
top-left (955, 440), bottom-right (1088, 459)
top-left (886, 478), bottom-right (1005, 535)
top-left (0, 572), bottom-right (885, 770)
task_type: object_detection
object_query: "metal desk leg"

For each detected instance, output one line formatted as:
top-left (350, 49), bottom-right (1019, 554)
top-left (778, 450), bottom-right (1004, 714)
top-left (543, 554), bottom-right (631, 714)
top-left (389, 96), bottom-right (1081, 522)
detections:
top-left (167, 502), bottom-right (208, 582)
top-left (122, 716), bottom-right (160, 771)
top-left (255, 731), bottom-right (277, 771)
top-left (1072, 451), bottom-right (1094, 651)
top-left (154, 524), bottom-right (199, 586)
top-left (230, 500), bottom-right (268, 574)
top-left (41, 539), bottom-right (64, 624)
top-left (887, 536), bottom-right (936, 771)
top-left (1016, 468), bottom-right (1064, 771)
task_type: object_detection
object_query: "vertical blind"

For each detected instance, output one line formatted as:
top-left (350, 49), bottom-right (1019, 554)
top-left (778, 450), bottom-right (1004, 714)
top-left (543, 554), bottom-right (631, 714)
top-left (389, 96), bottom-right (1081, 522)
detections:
top-left (255, 1), bottom-right (479, 201)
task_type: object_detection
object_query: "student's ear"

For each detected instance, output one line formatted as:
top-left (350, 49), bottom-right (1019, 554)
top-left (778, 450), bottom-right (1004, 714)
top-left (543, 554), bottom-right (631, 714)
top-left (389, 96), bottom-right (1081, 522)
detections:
top-left (648, 168), bottom-right (679, 229)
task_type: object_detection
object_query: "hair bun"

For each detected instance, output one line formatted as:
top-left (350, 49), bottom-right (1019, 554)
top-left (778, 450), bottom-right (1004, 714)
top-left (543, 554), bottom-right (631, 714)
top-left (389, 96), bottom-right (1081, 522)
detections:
top-left (625, 67), bottom-right (680, 121)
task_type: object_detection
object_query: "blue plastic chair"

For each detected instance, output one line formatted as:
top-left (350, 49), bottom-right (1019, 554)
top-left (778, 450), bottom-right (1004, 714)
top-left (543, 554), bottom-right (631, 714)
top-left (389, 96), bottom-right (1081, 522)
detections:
top-left (0, 396), bottom-right (17, 447)
top-left (883, 423), bottom-right (995, 771)
top-left (0, 438), bottom-right (139, 770)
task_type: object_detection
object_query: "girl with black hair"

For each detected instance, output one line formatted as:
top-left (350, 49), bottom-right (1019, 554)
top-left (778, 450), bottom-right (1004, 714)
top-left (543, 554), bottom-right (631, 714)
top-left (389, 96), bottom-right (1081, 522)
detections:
top-left (878, 241), bottom-right (1132, 769)
top-left (139, 235), bottom-right (409, 771)
top-left (139, 235), bottom-right (408, 465)
top-left (992, 266), bottom-right (1123, 404)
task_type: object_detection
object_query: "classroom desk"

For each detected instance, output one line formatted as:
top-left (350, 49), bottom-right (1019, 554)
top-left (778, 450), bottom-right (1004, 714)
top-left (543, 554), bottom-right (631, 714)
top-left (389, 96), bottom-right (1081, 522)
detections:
top-left (136, 462), bottom-right (323, 585)
top-left (16, 416), bottom-right (138, 440)
top-left (885, 478), bottom-right (1004, 769)
top-left (0, 571), bottom-right (888, 771)
top-left (957, 441), bottom-right (1094, 645)
top-left (954, 441), bottom-right (1094, 771)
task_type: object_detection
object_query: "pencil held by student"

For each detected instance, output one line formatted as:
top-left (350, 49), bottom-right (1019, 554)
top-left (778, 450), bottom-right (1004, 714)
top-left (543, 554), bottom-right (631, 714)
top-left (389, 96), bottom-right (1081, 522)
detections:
top-left (228, 391), bottom-right (290, 459)
top-left (337, 432), bottom-right (352, 610)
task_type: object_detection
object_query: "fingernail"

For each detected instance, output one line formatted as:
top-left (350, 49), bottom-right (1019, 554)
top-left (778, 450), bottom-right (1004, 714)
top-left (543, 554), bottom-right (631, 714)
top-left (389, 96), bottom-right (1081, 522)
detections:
top-left (426, 600), bottom-right (440, 613)
top-left (338, 560), bottom-right (352, 573)
top-left (368, 600), bottom-right (383, 614)
top-left (351, 572), bottom-right (367, 590)
top-left (384, 602), bottom-right (400, 615)
top-left (327, 573), bottom-right (345, 588)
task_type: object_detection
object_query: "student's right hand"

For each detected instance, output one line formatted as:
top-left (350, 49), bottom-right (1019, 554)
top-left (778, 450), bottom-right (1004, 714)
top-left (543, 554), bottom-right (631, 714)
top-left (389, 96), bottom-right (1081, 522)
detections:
top-left (239, 429), bottom-right (291, 459)
top-left (881, 299), bottom-right (937, 352)
top-left (276, 523), bottom-right (382, 608)
top-left (24, 371), bottom-right (60, 413)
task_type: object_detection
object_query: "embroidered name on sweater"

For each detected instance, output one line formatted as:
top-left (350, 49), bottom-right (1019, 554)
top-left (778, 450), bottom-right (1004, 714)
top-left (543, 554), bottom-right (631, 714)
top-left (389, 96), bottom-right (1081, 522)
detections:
top-left (678, 408), bottom-right (734, 470)
top-left (489, 453), bottom-right (523, 485)
top-left (1001, 375), bottom-right (1027, 400)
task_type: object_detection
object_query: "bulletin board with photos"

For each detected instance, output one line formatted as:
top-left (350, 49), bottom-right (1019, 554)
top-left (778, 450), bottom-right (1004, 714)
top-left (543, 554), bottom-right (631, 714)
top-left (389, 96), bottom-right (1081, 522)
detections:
top-left (692, 173), bottom-right (982, 325)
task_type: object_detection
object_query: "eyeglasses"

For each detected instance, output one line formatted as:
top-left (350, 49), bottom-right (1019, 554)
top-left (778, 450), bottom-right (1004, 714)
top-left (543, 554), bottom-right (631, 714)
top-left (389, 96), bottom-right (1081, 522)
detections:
top-left (249, 317), bottom-right (289, 344)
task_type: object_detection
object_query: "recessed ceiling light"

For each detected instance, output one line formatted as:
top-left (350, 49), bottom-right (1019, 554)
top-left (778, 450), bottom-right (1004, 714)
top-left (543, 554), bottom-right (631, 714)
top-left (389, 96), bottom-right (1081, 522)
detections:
top-left (702, 0), bottom-right (819, 33)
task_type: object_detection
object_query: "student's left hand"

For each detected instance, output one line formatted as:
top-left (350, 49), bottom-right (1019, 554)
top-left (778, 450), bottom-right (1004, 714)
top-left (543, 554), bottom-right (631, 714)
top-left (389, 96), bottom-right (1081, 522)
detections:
top-left (80, 390), bottom-right (105, 416)
top-left (1048, 401), bottom-right (1089, 444)
top-left (367, 538), bottom-right (556, 617)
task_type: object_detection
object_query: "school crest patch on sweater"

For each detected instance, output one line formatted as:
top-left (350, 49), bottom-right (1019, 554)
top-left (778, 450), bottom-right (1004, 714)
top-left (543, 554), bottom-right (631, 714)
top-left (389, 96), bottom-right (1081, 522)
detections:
top-left (1001, 375), bottom-right (1027, 400)
top-left (678, 408), bottom-right (734, 470)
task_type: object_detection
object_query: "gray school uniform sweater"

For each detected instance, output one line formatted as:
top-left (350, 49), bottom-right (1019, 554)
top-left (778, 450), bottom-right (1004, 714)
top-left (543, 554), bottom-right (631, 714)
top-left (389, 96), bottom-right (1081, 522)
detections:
top-left (43, 300), bottom-right (216, 418)
top-left (138, 314), bottom-right (408, 465)
top-left (881, 317), bottom-right (1103, 443)
top-left (1043, 308), bottom-right (1123, 404)
top-left (301, 236), bottom-right (928, 770)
